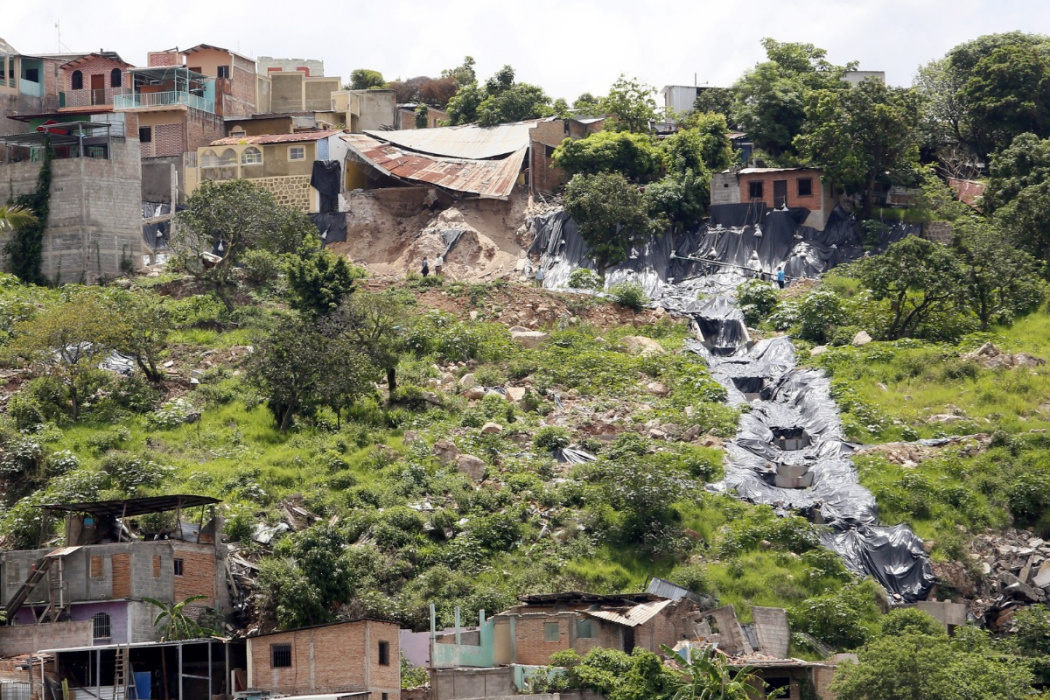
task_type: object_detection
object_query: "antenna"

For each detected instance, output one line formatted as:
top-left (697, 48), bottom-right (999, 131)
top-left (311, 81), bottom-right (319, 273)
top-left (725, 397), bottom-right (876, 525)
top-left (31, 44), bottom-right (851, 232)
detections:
top-left (54, 20), bottom-right (71, 53)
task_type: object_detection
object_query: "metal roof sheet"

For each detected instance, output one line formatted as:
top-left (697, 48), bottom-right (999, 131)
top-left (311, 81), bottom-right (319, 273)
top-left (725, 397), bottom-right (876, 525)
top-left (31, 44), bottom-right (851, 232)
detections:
top-left (342, 133), bottom-right (526, 199)
top-left (583, 599), bottom-right (672, 627)
top-left (210, 129), bottom-right (339, 146)
top-left (38, 494), bottom-right (220, 518)
top-left (362, 121), bottom-right (535, 160)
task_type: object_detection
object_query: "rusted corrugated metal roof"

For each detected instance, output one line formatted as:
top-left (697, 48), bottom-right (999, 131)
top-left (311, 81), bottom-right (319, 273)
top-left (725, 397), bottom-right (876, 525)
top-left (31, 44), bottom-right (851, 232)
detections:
top-left (210, 130), bottom-right (339, 146)
top-left (363, 121), bottom-right (535, 160)
top-left (342, 133), bottom-right (526, 200)
top-left (583, 599), bottom-right (672, 627)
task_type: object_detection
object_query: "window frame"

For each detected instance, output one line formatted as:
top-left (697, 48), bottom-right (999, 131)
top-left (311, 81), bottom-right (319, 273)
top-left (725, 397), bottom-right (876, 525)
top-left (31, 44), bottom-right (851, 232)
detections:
top-left (92, 612), bottom-right (111, 640)
top-left (173, 558), bottom-right (184, 576)
top-left (575, 618), bottom-right (595, 639)
top-left (241, 147), bottom-right (263, 165)
top-left (378, 640), bottom-right (390, 666)
top-left (544, 622), bottom-right (559, 642)
top-left (747, 180), bottom-right (764, 200)
top-left (797, 177), bottom-right (813, 197)
top-left (271, 643), bottom-right (292, 668)
top-left (139, 126), bottom-right (152, 143)
top-left (110, 68), bottom-right (122, 88)
top-left (217, 65), bottom-right (231, 79)
top-left (288, 146), bottom-right (306, 161)
top-left (71, 70), bottom-right (83, 90)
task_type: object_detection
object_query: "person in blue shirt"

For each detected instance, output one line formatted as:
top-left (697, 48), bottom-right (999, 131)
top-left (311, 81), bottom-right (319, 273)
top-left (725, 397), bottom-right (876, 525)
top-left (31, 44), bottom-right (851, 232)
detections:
top-left (776, 266), bottom-right (786, 289)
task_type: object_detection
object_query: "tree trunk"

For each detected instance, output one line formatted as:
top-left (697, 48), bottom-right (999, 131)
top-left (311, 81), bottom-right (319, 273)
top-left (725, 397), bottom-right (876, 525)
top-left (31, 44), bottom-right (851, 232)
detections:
top-left (386, 367), bottom-right (397, 395)
top-left (213, 282), bottom-right (235, 313)
top-left (69, 383), bottom-right (79, 421)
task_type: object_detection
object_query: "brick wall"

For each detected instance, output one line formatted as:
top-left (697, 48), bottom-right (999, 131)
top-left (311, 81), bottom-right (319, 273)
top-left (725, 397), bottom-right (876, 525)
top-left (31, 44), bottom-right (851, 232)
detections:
top-left (249, 620), bottom-right (399, 699)
top-left (512, 616), bottom-right (571, 666)
top-left (60, 56), bottom-right (128, 107)
top-left (0, 621), bottom-right (92, 655)
top-left (111, 554), bottom-right (131, 598)
top-left (147, 51), bottom-right (179, 67)
top-left (173, 548), bottom-right (215, 605)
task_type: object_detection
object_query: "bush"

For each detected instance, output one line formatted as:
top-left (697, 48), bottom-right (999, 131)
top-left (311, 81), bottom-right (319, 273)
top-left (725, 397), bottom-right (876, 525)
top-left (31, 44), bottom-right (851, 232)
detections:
top-left (569, 268), bottom-right (601, 290)
top-left (86, 427), bottom-right (132, 453)
top-left (797, 288), bottom-right (847, 344)
top-left (146, 398), bottom-right (200, 430)
top-left (99, 453), bottom-right (175, 492)
top-left (737, 279), bottom-right (779, 326)
top-left (610, 282), bottom-right (648, 311)
top-left (534, 426), bottom-right (570, 450)
top-left (241, 249), bottom-right (284, 288)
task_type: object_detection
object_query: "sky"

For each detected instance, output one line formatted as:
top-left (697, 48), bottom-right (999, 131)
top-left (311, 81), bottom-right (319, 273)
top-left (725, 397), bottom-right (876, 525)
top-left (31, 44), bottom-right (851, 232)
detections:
top-left (4, 0), bottom-right (1050, 102)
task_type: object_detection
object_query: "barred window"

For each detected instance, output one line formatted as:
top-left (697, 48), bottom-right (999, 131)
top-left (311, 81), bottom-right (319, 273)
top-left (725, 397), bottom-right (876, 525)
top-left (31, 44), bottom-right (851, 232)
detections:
top-left (92, 612), bottom-right (111, 639)
top-left (272, 644), bottom-right (292, 668)
top-left (241, 147), bottom-right (262, 165)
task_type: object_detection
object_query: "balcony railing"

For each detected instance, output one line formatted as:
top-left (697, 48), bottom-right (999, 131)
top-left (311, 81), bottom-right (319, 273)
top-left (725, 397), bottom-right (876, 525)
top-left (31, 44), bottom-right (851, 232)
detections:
top-left (113, 90), bottom-right (215, 114)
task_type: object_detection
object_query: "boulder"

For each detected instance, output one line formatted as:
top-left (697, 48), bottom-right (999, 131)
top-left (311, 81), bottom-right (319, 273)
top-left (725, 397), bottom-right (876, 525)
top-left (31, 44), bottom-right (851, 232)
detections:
top-left (851, 331), bottom-right (872, 346)
top-left (646, 381), bottom-right (670, 397)
top-left (481, 422), bottom-right (503, 435)
top-left (505, 387), bottom-right (526, 403)
top-left (433, 440), bottom-right (460, 465)
top-left (511, 331), bottom-right (550, 349)
top-left (810, 345), bottom-right (828, 357)
top-left (620, 336), bottom-right (666, 356)
top-left (455, 454), bottom-right (487, 482)
top-left (459, 373), bottom-right (476, 390)
top-left (464, 387), bottom-right (486, 400)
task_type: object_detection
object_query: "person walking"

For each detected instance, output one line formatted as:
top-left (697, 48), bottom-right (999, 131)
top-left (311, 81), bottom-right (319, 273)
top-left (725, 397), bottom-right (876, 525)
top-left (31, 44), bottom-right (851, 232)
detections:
top-left (434, 254), bottom-right (444, 276)
top-left (776, 266), bottom-right (786, 289)
top-left (421, 257), bottom-right (430, 277)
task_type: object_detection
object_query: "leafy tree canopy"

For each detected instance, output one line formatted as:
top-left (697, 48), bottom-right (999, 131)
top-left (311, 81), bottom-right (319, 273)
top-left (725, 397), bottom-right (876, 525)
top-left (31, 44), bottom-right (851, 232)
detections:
top-left (552, 130), bottom-right (663, 183)
top-left (600, 75), bottom-right (658, 133)
top-left (563, 172), bottom-right (654, 274)
top-left (348, 68), bottom-right (386, 91)
top-left (447, 64), bottom-right (552, 126)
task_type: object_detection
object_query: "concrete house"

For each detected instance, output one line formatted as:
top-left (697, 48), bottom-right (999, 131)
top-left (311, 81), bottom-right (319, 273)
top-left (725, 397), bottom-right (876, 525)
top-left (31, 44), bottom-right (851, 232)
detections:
top-left (0, 121), bottom-right (143, 282)
top-left (0, 38), bottom-right (65, 135)
top-left (255, 57), bottom-right (342, 116)
top-left (397, 104), bottom-right (449, 130)
top-left (331, 89), bottom-right (398, 132)
top-left (711, 167), bottom-right (836, 230)
top-left (0, 495), bottom-right (229, 656)
top-left (186, 130), bottom-right (348, 213)
top-left (247, 619), bottom-right (401, 700)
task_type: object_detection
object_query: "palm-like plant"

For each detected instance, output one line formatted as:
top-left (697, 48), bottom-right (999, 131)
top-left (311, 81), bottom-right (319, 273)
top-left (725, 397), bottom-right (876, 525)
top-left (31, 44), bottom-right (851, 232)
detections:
top-left (144, 594), bottom-right (212, 641)
top-left (662, 644), bottom-right (780, 700)
top-left (0, 205), bottom-right (37, 232)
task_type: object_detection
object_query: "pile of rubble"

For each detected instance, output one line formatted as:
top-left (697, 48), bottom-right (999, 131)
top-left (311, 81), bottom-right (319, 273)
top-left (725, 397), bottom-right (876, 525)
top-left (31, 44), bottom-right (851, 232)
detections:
top-left (969, 529), bottom-right (1050, 627)
top-left (963, 342), bottom-right (1045, 370)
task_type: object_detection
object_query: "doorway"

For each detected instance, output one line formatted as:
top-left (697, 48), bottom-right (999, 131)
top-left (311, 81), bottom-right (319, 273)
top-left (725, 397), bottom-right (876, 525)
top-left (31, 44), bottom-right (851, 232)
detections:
top-left (773, 180), bottom-right (788, 208)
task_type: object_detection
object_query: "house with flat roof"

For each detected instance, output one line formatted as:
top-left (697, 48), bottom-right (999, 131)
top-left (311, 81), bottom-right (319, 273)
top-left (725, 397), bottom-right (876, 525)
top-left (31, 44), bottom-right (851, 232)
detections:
top-left (711, 167), bottom-right (836, 230)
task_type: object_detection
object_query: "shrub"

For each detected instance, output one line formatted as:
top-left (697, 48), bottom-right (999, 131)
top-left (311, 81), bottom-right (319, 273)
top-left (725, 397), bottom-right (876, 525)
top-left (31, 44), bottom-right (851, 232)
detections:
top-left (99, 453), bottom-right (175, 491)
top-left (146, 398), bottom-right (199, 430)
top-left (534, 426), bottom-right (571, 450)
top-left (797, 288), bottom-right (848, 344)
top-left (610, 282), bottom-right (648, 311)
top-left (569, 268), bottom-right (601, 290)
top-left (241, 249), bottom-right (284, 288)
top-left (86, 427), bottom-right (132, 453)
top-left (737, 279), bottom-right (779, 326)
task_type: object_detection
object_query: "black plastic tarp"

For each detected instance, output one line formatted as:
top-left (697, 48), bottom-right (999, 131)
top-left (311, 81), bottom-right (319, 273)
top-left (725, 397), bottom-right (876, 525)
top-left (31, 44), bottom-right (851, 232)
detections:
top-left (311, 160), bottom-right (342, 214)
top-left (821, 524), bottom-right (934, 601)
top-left (310, 212), bottom-right (347, 245)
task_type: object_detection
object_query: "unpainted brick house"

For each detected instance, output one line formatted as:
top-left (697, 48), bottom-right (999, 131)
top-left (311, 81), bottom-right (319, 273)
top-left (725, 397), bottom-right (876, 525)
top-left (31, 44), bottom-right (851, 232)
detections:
top-left (247, 619), bottom-right (401, 700)
top-left (0, 495), bottom-right (229, 656)
top-left (711, 167), bottom-right (836, 230)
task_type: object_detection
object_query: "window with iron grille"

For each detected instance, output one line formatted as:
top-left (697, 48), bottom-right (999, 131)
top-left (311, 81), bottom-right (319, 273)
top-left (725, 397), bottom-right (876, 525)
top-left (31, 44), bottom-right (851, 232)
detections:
top-left (272, 644), bottom-right (292, 668)
top-left (797, 178), bottom-right (813, 197)
top-left (92, 612), bottom-right (111, 639)
top-left (217, 66), bottom-right (230, 79)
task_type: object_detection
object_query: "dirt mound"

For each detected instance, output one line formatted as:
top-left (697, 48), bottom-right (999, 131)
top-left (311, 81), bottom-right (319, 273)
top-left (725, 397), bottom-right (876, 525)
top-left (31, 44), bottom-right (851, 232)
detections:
top-left (331, 190), bottom-right (537, 282)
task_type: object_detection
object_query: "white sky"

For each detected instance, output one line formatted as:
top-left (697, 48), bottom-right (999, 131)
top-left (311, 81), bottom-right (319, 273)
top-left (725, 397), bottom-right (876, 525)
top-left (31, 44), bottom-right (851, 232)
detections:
top-left (4, 0), bottom-right (1050, 102)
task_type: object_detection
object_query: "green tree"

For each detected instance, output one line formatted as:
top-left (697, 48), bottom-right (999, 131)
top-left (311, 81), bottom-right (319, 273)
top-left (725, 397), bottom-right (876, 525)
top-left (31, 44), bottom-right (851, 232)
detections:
top-left (645, 168), bottom-right (709, 233)
top-left (144, 594), bottom-right (212, 641)
top-left (952, 218), bottom-right (1044, 330)
top-left (676, 112), bottom-right (734, 171)
top-left (6, 141), bottom-right (51, 284)
top-left (348, 68), bottom-right (386, 90)
top-left (551, 131), bottom-right (664, 182)
top-left (852, 236), bottom-right (963, 340)
top-left (913, 57), bottom-right (970, 160)
top-left (326, 291), bottom-right (410, 395)
top-left (692, 87), bottom-right (735, 124)
top-left (0, 205), bottom-right (36, 233)
top-left (563, 172), bottom-right (654, 273)
top-left (477, 81), bottom-right (552, 126)
top-left (982, 132), bottom-right (1050, 212)
top-left (795, 79), bottom-right (921, 219)
top-left (998, 179), bottom-right (1050, 265)
top-left (733, 38), bottom-right (852, 159)
top-left (572, 92), bottom-right (604, 117)
top-left (446, 82), bottom-right (482, 125)
top-left (663, 644), bottom-right (773, 700)
top-left (171, 180), bottom-right (317, 310)
top-left (103, 288), bottom-right (172, 383)
top-left (601, 75), bottom-right (658, 133)
top-left (286, 247), bottom-right (358, 317)
top-left (441, 56), bottom-right (477, 86)
top-left (831, 629), bottom-right (1033, 700)
top-left (8, 289), bottom-right (114, 420)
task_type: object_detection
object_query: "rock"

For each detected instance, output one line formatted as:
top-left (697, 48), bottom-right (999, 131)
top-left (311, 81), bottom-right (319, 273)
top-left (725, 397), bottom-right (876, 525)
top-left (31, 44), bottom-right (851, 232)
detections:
top-left (459, 373), bottom-right (476, 390)
top-left (653, 307), bottom-right (667, 318)
top-left (426, 378), bottom-right (441, 388)
top-left (681, 425), bottom-right (702, 442)
top-left (464, 387), bottom-right (486, 400)
top-left (432, 440), bottom-right (460, 465)
top-left (469, 310), bottom-right (478, 320)
top-left (620, 335), bottom-right (666, 356)
top-left (1033, 561), bottom-right (1050, 588)
top-left (809, 345), bottom-right (827, 357)
top-left (481, 422), bottom-right (503, 435)
top-left (505, 387), bottom-right (526, 403)
top-left (511, 331), bottom-right (550, 349)
top-left (851, 331), bottom-right (872, 346)
top-left (455, 454), bottom-right (487, 482)
top-left (441, 372), bottom-right (456, 385)
top-left (877, 382), bottom-right (889, 392)
top-left (509, 325), bottom-right (528, 333)
top-left (648, 428), bottom-right (668, 440)
top-left (646, 381), bottom-right (670, 397)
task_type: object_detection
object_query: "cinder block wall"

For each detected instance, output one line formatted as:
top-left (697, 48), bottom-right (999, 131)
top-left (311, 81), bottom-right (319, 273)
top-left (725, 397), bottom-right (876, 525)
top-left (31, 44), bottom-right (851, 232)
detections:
top-left (0, 136), bottom-right (143, 283)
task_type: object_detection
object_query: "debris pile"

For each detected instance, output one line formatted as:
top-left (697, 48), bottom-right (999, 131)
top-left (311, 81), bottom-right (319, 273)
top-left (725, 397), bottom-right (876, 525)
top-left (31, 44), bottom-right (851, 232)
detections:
top-left (970, 529), bottom-right (1050, 628)
top-left (962, 342), bottom-right (1045, 370)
